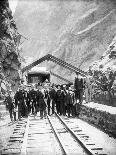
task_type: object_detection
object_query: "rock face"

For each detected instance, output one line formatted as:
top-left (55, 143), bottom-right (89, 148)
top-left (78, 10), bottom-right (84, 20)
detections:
top-left (0, 0), bottom-right (21, 92)
top-left (90, 35), bottom-right (116, 73)
top-left (14, 0), bottom-right (116, 83)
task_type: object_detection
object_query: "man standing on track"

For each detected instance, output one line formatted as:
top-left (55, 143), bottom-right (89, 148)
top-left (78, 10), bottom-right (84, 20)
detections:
top-left (49, 85), bottom-right (56, 115)
top-left (46, 88), bottom-right (51, 115)
top-left (29, 85), bottom-right (37, 115)
top-left (36, 86), bottom-right (46, 119)
top-left (56, 85), bottom-right (62, 115)
top-left (14, 86), bottom-right (27, 120)
top-left (26, 88), bottom-right (31, 115)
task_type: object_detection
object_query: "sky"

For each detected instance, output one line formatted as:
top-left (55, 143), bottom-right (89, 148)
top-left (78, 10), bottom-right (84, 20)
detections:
top-left (9, 0), bottom-right (18, 15)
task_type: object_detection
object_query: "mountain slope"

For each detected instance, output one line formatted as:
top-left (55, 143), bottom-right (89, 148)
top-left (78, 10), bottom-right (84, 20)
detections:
top-left (14, 0), bottom-right (116, 83)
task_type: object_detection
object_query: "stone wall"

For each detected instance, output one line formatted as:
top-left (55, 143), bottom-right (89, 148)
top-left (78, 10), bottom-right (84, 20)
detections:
top-left (0, 0), bottom-right (21, 92)
top-left (80, 104), bottom-right (116, 136)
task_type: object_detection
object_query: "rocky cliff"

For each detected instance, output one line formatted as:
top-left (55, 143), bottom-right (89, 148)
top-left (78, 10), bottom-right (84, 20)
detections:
top-left (90, 35), bottom-right (116, 73)
top-left (0, 0), bottom-right (21, 92)
top-left (14, 0), bottom-right (116, 83)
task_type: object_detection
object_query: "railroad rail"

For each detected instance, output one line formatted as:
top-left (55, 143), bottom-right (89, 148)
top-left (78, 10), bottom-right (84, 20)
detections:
top-left (47, 115), bottom-right (87, 155)
top-left (2, 114), bottom-right (107, 155)
top-left (51, 112), bottom-right (107, 155)
top-left (1, 119), bottom-right (28, 154)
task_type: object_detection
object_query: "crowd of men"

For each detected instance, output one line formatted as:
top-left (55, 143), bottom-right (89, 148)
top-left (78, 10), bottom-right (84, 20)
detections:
top-left (5, 70), bottom-right (116, 122)
top-left (5, 73), bottom-right (85, 122)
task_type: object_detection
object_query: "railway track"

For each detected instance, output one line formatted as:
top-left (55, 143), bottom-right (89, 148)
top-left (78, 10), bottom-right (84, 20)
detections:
top-left (47, 115), bottom-right (87, 155)
top-left (1, 114), bottom-right (107, 155)
top-left (49, 113), bottom-right (107, 155)
top-left (1, 118), bottom-right (28, 154)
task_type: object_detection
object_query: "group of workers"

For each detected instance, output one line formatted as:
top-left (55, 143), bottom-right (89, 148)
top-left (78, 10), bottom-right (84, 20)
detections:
top-left (6, 70), bottom-right (115, 122)
top-left (5, 72), bottom-right (86, 122)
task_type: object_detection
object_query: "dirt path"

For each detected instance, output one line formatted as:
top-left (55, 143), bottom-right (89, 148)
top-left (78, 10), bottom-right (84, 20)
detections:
top-left (0, 115), bottom-right (16, 154)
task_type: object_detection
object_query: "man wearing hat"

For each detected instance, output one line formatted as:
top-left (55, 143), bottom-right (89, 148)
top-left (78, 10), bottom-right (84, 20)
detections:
top-left (29, 85), bottom-right (37, 114)
top-left (5, 90), bottom-right (16, 121)
top-left (65, 87), bottom-right (74, 117)
top-left (14, 85), bottom-right (27, 120)
top-left (74, 72), bottom-right (84, 116)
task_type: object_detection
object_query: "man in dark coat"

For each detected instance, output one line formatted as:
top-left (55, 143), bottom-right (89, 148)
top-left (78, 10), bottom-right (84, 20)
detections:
top-left (65, 88), bottom-right (74, 117)
top-left (26, 89), bottom-right (31, 114)
top-left (14, 86), bottom-right (27, 120)
top-left (5, 90), bottom-right (16, 121)
top-left (45, 89), bottom-right (51, 115)
top-left (74, 72), bottom-right (84, 104)
top-left (49, 86), bottom-right (56, 115)
top-left (29, 86), bottom-right (37, 114)
top-left (56, 86), bottom-right (62, 115)
top-left (36, 87), bottom-right (46, 119)
top-left (60, 88), bottom-right (66, 116)
top-left (74, 72), bottom-right (84, 116)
